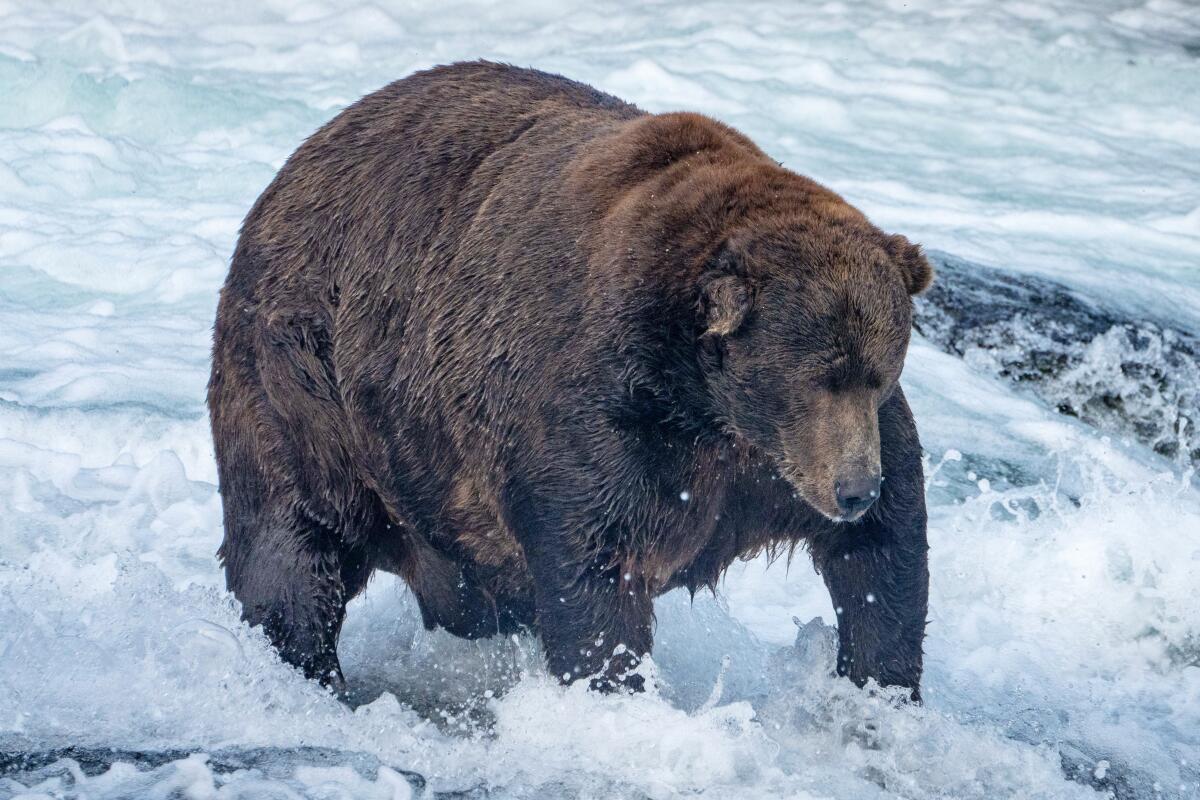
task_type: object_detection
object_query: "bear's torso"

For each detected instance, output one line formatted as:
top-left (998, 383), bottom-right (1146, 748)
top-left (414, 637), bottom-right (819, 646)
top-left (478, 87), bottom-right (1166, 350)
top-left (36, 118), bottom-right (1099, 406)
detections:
top-left (226, 62), bottom-right (832, 633)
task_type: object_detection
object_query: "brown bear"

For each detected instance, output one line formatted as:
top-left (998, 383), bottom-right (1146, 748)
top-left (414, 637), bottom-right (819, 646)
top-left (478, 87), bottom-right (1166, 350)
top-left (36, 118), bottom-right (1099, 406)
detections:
top-left (208, 61), bottom-right (931, 698)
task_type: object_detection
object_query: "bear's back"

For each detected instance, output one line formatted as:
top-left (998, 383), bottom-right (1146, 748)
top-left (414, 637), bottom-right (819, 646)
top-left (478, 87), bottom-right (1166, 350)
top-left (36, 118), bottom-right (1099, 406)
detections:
top-left (227, 62), bottom-right (641, 309)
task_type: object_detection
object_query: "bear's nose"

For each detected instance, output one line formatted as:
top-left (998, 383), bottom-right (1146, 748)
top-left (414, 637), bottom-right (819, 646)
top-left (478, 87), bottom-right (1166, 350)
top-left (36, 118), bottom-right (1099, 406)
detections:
top-left (835, 474), bottom-right (881, 518)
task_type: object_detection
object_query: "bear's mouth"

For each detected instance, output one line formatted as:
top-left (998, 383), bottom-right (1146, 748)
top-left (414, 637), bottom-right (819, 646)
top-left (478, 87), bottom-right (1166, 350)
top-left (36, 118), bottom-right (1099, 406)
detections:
top-left (777, 461), bottom-right (848, 522)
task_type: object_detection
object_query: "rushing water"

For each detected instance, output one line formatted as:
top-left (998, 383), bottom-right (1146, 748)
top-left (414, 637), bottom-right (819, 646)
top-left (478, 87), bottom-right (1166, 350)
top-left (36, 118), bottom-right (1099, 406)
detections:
top-left (1, 1), bottom-right (1198, 798)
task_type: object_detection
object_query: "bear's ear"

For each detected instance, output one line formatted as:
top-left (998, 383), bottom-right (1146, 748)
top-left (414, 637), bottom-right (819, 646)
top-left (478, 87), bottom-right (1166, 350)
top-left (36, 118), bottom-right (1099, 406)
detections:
top-left (883, 234), bottom-right (933, 295)
top-left (699, 241), bottom-right (753, 338)
top-left (702, 274), bottom-right (752, 337)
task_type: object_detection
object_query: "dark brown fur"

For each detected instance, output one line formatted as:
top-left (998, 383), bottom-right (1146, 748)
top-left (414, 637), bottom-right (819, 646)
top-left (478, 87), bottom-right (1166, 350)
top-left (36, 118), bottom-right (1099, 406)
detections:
top-left (209, 61), bottom-right (931, 696)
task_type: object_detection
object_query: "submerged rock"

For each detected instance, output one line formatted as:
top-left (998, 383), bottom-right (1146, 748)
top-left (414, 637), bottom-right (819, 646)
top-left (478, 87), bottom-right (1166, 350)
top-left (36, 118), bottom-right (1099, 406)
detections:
top-left (916, 252), bottom-right (1200, 467)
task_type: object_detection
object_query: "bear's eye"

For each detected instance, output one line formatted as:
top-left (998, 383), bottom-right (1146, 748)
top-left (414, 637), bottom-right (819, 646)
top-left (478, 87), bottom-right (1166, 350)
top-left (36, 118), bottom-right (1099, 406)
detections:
top-left (818, 365), bottom-right (886, 394)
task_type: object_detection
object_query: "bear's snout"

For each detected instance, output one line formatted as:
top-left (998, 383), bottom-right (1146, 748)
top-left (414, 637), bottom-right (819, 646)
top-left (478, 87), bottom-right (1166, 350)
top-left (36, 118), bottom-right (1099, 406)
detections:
top-left (777, 388), bottom-right (883, 522)
top-left (835, 473), bottom-right (882, 519)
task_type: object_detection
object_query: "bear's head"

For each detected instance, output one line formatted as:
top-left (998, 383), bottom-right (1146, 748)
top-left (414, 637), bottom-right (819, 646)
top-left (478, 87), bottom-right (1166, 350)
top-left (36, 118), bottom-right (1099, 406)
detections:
top-left (697, 221), bottom-right (931, 522)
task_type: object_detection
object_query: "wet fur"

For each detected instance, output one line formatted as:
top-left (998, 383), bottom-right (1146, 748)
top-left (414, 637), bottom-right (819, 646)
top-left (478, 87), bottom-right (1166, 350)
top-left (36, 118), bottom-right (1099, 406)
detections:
top-left (209, 61), bottom-right (930, 694)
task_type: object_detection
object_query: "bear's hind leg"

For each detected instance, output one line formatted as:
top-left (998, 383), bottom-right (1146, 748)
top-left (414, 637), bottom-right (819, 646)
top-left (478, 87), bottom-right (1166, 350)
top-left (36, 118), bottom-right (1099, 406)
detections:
top-left (210, 250), bottom-right (377, 693)
top-left (220, 506), bottom-right (373, 693)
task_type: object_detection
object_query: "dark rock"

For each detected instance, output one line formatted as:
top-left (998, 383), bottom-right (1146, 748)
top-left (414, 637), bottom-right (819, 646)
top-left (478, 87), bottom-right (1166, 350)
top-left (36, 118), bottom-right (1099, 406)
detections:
top-left (915, 251), bottom-right (1200, 466)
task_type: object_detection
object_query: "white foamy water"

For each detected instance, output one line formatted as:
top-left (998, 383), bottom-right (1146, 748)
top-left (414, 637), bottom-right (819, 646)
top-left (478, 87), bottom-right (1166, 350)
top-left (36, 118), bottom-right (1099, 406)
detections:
top-left (1, 1), bottom-right (1198, 798)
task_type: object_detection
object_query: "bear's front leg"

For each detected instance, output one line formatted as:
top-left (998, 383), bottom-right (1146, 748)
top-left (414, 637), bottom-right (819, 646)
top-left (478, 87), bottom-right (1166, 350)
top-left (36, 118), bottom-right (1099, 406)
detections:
top-left (808, 389), bottom-right (929, 699)
top-left (812, 525), bottom-right (928, 698)
top-left (525, 545), bottom-right (655, 691)
top-left (503, 433), bottom-right (657, 691)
